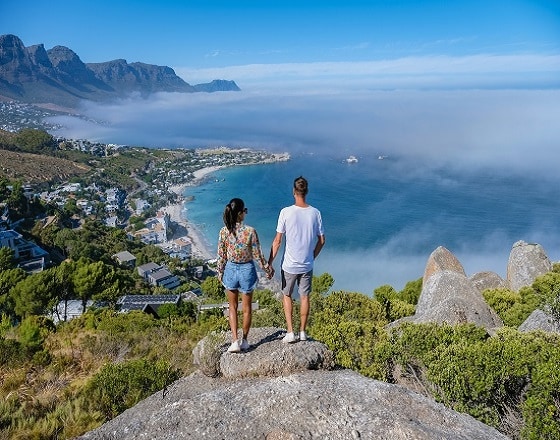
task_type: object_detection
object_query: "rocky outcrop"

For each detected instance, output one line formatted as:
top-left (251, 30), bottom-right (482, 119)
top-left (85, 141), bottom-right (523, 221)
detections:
top-left (78, 327), bottom-right (509, 440)
top-left (470, 271), bottom-right (507, 292)
top-left (192, 327), bottom-right (335, 378)
top-left (422, 245), bottom-right (465, 280)
top-left (405, 247), bottom-right (503, 330)
top-left (506, 240), bottom-right (552, 292)
top-left (519, 309), bottom-right (560, 333)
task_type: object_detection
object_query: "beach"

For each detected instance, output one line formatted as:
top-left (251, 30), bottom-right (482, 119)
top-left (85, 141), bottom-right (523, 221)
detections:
top-left (165, 166), bottom-right (225, 261)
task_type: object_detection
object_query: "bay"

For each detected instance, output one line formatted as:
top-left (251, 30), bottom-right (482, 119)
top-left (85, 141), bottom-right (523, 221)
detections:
top-left (183, 152), bottom-right (560, 294)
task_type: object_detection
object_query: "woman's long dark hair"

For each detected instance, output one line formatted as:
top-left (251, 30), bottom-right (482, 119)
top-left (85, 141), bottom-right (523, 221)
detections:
top-left (223, 198), bottom-right (245, 235)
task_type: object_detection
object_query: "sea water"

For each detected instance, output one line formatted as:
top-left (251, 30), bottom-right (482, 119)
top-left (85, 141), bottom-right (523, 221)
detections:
top-left (182, 152), bottom-right (560, 294)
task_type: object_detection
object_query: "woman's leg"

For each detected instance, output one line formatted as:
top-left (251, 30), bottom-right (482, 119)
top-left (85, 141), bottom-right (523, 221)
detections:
top-left (227, 289), bottom-right (239, 341)
top-left (241, 292), bottom-right (253, 339)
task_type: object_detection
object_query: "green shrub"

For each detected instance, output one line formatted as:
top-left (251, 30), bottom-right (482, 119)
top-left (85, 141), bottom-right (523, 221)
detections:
top-left (17, 315), bottom-right (55, 354)
top-left (522, 349), bottom-right (560, 440)
top-left (533, 272), bottom-right (560, 323)
top-left (483, 286), bottom-right (540, 327)
top-left (0, 337), bottom-right (26, 366)
top-left (84, 358), bottom-right (181, 419)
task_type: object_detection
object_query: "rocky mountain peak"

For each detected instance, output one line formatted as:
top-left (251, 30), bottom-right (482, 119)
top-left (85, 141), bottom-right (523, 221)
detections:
top-left (0, 34), bottom-right (240, 107)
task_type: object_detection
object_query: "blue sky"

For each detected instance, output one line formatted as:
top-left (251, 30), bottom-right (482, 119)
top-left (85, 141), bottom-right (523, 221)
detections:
top-left (2, 0), bottom-right (559, 88)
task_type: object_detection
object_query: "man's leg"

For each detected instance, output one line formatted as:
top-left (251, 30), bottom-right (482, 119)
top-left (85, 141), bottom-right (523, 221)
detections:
top-left (282, 294), bottom-right (293, 333)
top-left (299, 270), bottom-right (313, 337)
top-left (300, 294), bottom-right (309, 332)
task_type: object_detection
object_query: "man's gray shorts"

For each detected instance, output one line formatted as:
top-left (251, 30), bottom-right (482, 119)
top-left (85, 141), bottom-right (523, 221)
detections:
top-left (281, 270), bottom-right (313, 299)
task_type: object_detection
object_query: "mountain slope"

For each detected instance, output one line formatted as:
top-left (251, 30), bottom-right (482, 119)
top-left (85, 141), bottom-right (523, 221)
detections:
top-left (0, 34), bottom-right (240, 108)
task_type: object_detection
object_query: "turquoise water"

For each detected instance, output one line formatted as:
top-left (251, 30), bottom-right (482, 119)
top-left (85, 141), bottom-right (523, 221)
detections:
top-left (183, 153), bottom-right (560, 294)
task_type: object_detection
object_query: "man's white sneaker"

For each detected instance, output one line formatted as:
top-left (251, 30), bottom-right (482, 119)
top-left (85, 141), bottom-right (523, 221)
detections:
top-left (240, 338), bottom-right (250, 351)
top-left (299, 331), bottom-right (308, 341)
top-left (227, 340), bottom-right (241, 353)
top-left (282, 332), bottom-right (298, 344)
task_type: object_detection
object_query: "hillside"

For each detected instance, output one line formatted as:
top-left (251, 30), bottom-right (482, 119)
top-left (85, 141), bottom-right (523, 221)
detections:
top-left (0, 148), bottom-right (90, 183)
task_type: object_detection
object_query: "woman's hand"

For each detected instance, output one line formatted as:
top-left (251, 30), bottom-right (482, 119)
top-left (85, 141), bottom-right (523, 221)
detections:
top-left (265, 265), bottom-right (275, 279)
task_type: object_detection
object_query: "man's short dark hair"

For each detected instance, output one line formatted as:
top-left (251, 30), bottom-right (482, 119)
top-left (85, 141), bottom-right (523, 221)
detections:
top-left (294, 176), bottom-right (308, 196)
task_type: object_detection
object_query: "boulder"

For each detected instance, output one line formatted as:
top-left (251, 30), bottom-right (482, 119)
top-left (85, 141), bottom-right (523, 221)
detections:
top-left (423, 246), bottom-right (465, 282)
top-left (193, 327), bottom-right (335, 379)
top-left (506, 240), bottom-right (552, 292)
top-left (414, 270), bottom-right (503, 330)
top-left (77, 369), bottom-right (509, 440)
top-left (469, 271), bottom-right (507, 293)
top-left (518, 309), bottom-right (560, 333)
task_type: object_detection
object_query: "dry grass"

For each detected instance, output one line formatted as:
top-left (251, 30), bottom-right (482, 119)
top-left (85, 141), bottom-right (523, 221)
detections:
top-left (0, 149), bottom-right (90, 183)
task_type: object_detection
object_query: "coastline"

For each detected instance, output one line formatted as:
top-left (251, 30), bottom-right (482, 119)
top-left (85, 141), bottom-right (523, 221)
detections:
top-left (165, 166), bottom-right (225, 261)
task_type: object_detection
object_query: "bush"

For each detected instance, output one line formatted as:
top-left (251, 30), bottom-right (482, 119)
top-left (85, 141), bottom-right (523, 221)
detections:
top-left (84, 358), bottom-right (181, 419)
top-left (483, 286), bottom-right (540, 327)
top-left (0, 337), bottom-right (27, 366)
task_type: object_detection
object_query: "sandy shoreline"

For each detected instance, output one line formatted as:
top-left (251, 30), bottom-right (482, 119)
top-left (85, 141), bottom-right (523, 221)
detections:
top-left (164, 167), bottom-right (225, 261)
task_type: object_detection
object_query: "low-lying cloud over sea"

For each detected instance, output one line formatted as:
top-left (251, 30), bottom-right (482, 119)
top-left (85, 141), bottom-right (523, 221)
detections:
top-left (47, 54), bottom-right (560, 291)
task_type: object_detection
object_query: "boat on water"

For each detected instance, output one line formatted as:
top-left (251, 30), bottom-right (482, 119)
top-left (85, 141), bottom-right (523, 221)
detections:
top-left (345, 155), bottom-right (358, 163)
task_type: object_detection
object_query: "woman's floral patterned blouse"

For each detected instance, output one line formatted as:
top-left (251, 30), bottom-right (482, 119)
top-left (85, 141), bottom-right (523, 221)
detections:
top-left (216, 222), bottom-right (268, 275)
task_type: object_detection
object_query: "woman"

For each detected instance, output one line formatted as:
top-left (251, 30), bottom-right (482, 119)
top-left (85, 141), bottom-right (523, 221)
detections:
top-left (217, 198), bottom-right (274, 353)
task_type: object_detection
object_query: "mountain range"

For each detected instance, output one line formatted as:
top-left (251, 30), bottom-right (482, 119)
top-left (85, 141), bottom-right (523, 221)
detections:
top-left (0, 34), bottom-right (240, 109)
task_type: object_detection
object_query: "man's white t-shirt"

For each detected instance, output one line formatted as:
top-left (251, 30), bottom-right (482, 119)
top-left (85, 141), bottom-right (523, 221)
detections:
top-left (276, 204), bottom-right (324, 274)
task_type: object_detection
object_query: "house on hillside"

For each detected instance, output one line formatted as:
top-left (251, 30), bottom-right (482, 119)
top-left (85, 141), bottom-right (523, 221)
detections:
top-left (137, 262), bottom-right (181, 290)
top-left (112, 250), bottom-right (137, 268)
top-left (116, 294), bottom-right (181, 318)
top-left (0, 229), bottom-right (50, 273)
top-left (159, 235), bottom-right (192, 261)
top-left (51, 299), bottom-right (94, 324)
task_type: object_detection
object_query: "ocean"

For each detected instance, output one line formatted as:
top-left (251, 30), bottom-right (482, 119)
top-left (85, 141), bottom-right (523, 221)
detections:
top-left (182, 152), bottom-right (560, 294)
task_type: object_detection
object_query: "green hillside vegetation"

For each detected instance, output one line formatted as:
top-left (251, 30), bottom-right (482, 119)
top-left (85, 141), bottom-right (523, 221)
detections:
top-left (1, 254), bottom-right (559, 439)
top-left (0, 129), bottom-right (559, 439)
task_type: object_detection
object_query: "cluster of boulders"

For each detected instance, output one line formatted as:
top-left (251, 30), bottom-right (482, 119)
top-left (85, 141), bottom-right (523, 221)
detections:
top-left (392, 240), bottom-right (558, 333)
top-left (78, 240), bottom-right (558, 440)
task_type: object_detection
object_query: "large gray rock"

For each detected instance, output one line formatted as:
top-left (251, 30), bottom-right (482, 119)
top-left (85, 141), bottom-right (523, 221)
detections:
top-left (193, 327), bottom-right (335, 379)
top-left (414, 270), bottom-right (503, 329)
top-left (518, 309), bottom-right (560, 333)
top-left (77, 369), bottom-right (509, 440)
top-left (470, 271), bottom-right (507, 293)
top-left (506, 240), bottom-right (552, 292)
top-left (423, 246), bottom-right (465, 282)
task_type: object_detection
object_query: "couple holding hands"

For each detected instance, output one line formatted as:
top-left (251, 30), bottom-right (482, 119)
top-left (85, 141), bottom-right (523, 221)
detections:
top-left (216, 176), bottom-right (326, 353)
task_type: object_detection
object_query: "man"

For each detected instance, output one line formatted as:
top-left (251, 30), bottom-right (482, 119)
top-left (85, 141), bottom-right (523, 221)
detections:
top-left (269, 176), bottom-right (325, 343)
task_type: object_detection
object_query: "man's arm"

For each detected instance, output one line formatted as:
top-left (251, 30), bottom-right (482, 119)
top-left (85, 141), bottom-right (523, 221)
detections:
top-left (268, 232), bottom-right (283, 266)
top-left (313, 234), bottom-right (325, 259)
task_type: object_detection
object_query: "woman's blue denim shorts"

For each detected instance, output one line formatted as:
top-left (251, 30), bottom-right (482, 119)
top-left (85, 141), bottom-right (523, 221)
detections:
top-left (222, 261), bottom-right (258, 294)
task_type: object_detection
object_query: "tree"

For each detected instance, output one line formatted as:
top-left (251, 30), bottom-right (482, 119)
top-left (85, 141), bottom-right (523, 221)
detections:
top-left (10, 271), bottom-right (56, 318)
top-left (0, 268), bottom-right (26, 317)
top-left (0, 247), bottom-right (16, 271)
top-left (201, 276), bottom-right (224, 301)
top-left (7, 181), bottom-right (27, 216)
top-left (53, 260), bottom-right (77, 322)
top-left (73, 259), bottom-right (116, 311)
top-left (14, 128), bottom-right (56, 153)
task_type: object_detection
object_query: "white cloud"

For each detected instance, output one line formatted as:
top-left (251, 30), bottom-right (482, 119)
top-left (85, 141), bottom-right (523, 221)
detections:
top-left (176, 53), bottom-right (560, 91)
